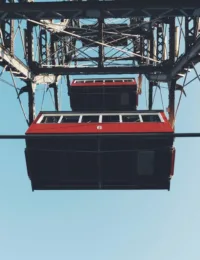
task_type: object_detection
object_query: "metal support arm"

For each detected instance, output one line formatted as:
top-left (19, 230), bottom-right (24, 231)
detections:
top-left (147, 35), bottom-right (200, 82)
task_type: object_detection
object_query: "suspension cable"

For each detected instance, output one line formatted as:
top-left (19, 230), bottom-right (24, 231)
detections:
top-left (173, 71), bottom-right (188, 128)
top-left (9, 69), bottom-right (29, 126)
top-left (0, 133), bottom-right (200, 139)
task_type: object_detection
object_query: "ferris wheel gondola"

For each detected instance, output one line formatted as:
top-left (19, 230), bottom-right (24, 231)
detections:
top-left (25, 110), bottom-right (175, 190)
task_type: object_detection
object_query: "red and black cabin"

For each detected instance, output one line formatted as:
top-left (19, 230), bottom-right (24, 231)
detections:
top-left (69, 78), bottom-right (138, 111)
top-left (25, 110), bottom-right (175, 191)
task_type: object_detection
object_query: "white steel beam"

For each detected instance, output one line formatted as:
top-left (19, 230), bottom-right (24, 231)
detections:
top-left (0, 44), bottom-right (31, 79)
top-left (0, 44), bottom-right (60, 84)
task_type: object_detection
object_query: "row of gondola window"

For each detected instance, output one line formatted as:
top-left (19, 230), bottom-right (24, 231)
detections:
top-left (73, 79), bottom-right (134, 83)
top-left (38, 113), bottom-right (163, 124)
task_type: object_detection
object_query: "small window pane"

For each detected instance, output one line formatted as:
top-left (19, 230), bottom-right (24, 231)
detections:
top-left (82, 115), bottom-right (99, 123)
top-left (61, 116), bottom-right (79, 123)
top-left (138, 151), bottom-right (155, 176)
top-left (41, 116), bottom-right (60, 123)
top-left (102, 115), bottom-right (119, 123)
top-left (105, 79), bottom-right (114, 82)
top-left (95, 80), bottom-right (103, 83)
top-left (142, 115), bottom-right (161, 122)
top-left (122, 115), bottom-right (140, 122)
top-left (76, 80), bottom-right (84, 83)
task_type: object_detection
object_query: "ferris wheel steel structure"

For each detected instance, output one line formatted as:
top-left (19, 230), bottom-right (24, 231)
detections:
top-left (0, 0), bottom-right (200, 131)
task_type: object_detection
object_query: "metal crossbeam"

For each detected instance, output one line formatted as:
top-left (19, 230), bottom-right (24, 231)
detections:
top-left (0, 1), bottom-right (200, 19)
top-left (32, 65), bottom-right (164, 75)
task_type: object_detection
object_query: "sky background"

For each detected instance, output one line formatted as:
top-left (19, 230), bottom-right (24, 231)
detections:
top-left (0, 9), bottom-right (200, 260)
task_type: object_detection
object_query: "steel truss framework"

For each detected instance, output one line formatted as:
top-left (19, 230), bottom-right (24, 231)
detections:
top-left (0, 0), bottom-right (200, 127)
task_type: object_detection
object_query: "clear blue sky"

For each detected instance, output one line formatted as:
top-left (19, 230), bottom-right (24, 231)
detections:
top-left (0, 16), bottom-right (200, 260)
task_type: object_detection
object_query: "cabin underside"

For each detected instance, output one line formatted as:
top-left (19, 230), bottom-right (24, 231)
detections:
top-left (25, 134), bottom-right (175, 191)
